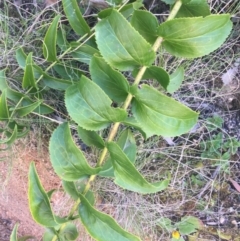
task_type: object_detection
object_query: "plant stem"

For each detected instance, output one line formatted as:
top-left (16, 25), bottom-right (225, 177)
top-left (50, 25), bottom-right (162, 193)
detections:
top-left (67, 0), bottom-right (183, 220)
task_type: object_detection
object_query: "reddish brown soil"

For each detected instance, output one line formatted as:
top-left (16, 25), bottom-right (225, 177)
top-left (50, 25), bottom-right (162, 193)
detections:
top-left (0, 141), bottom-right (61, 240)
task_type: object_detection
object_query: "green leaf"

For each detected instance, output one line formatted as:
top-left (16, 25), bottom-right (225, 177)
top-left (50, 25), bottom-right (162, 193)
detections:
top-left (53, 63), bottom-right (82, 81)
top-left (15, 100), bottom-right (42, 117)
top-left (90, 55), bottom-right (129, 103)
top-left (43, 15), bottom-right (60, 61)
top-left (0, 69), bottom-right (8, 90)
top-left (62, 181), bottom-right (79, 200)
top-left (132, 66), bottom-right (169, 89)
top-left (59, 223), bottom-right (79, 241)
top-left (176, 0), bottom-right (210, 18)
top-left (99, 129), bottom-right (136, 177)
top-left (0, 125), bottom-right (18, 145)
top-left (49, 122), bottom-right (101, 181)
top-left (28, 162), bottom-right (57, 227)
top-left (22, 99), bottom-right (54, 114)
top-left (107, 142), bottom-right (169, 194)
top-left (10, 223), bottom-right (18, 241)
top-left (131, 85), bottom-right (198, 137)
top-left (22, 53), bottom-right (37, 89)
top-left (78, 193), bottom-right (141, 241)
top-left (77, 126), bottom-right (105, 149)
top-left (0, 90), bottom-right (9, 120)
top-left (157, 217), bottom-right (173, 232)
top-left (167, 66), bottom-right (184, 93)
top-left (95, 10), bottom-right (155, 71)
top-left (131, 10), bottom-right (158, 44)
top-left (161, 0), bottom-right (176, 4)
top-left (34, 65), bottom-right (74, 90)
top-left (16, 48), bottom-right (27, 69)
top-left (177, 216), bottom-right (203, 235)
top-left (43, 229), bottom-right (56, 241)
top-left (122, 117), bottom-right (146, 139)
top-left (71, 44), bottom-right (100, 65)
top-left (62, 0), bottom-right (91, 36)
top-left (65, 76), bottom-right (127, 131)
top-left (158, 14), bottom-right (232, 58)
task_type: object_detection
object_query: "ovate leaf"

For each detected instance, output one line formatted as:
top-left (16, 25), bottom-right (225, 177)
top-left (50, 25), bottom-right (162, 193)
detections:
top-left (10, 223), bottom-right (18, 241)
top-left (161, 0), bottom-right (176, 4)
top-left (62, 180), bottom-right (79, 200)
top-left (22, 53), bottom-right (37, 89)
top-left (95, 10), bottom-right (155, 71)
top-left (131, 10), bottom-right (158, 44)
top-left (59, 223), bottom-right (79, 241)
top-left (77, 126), bottom-right (105, 149)
top-left (0, 90), bottom-right (9, 120)
top-left (167, 66), bottom-right (184, 93)
top-left (49, 123), bottom-right (101, 181)
top-left (28, 162), bottom-right (57, 227)
top-left (79, 193), bottom-right (141, 241)
top-left (176, 0), bottom-right (210, 18)
top-left (65, 76), bottom-right (127, 131)
top-left (71, 43), bottom-right (99, 65)
top-left (90, 55), bottom-right (129, 103)
top-left (99, 129), bottom-right (136, 177)
top-left (43, 15), bottom-right (60, 61)
top-left (16, 48), bottom-right (27, 69)
top-left (107, 142), bottom-right (169, 194)
top-left (177, 216), bottom-right (203, 235)
top-left (132, 66), bottom-right (169, 89)
top-left (62, 0), bottom-right (91, 36)
top-left (53, 63), bottom-right (82, 81)
top-left (158, 14), bottom-right (232, 58)
top-left (131, 85), bottom-right (198, 137)
top-left (43, 229), bottom-right (55, 241)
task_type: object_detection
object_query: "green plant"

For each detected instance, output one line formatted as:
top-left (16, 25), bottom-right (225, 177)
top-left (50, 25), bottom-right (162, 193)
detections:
top-left (157, 216), bottom-right (203, 241)
top-left (201, 116), bottom-right (240, 173)
top-left (3, 0), bottom-right (233, 240)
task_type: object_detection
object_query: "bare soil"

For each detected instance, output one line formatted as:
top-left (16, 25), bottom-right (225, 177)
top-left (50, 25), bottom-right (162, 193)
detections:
top-left (0, 140), bottom-right (61, 240)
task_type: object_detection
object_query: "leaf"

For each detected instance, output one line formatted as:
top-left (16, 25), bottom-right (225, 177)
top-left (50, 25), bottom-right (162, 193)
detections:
top-left (62, 0), bottom-right (91, 36)
top-left (176, 0), bottom-right (210, 18)
top-left (158, 14), bottom-right (232, 58)
top-left (131, 10), bottom-right (158, 44)
top-left (22, 99), bottom-right (54, 115)
top-left (43, 229), bottom-right (56, 241)
top-left (10, 223), bottom-right (18, 241)
top-left (95, 10), bottom-right (155, 71)
top-left (167, 66), bottom-right (184, 93)
top-left (132, 66), bottom-right (170, 89)
top-left (78, 193), bottom-right (141, 241)
top-left (53, 63), bottom-right (82, 81)
top-left (229, 178), bottom-right (240, 193)
top-left (157, 217), bottom-right (173, 232)
top-left (99, 129), bottom-right (136, 177)
top-left (34, 65), bottom-right (74, 90)
top-left (0, 69), bottom-right (8, 90)
top-left (71, 43), bottom-right (100, 65)
top-left (161, 0), bottom-right (176, 4)
top-left (107, 142), bottom-right (169, 194)
top-left (59, 223), bottom-right (79, 241)
top-left (43, 15), bottom-right (60, 61)
top-left (177, 216), bottom-right (203, 235)
top-left (0, 90), bottom-right (9, 120)
top-left (22, 53), bottom-right (37, 89)
top-left (28, 162), bottom-right (57, 227)
top-left (77, 126), bottom-right (105, 149)
top-left (16, 48), bottom-right (27, 69)
top-left (49, 122), bottom-right (101, 181)
top-left (15, 100), bottom-right (42, 117)
top-left (90, 55), bottom-right (129, 103)
top-left (131, 85), bottom-right (198, 137)
top-left (62, 180), bottom-right (79, 200)
top-left (18, 236), bottom-right (35, 241)
top-left (65, 76), bottom-right (127, 131)
top-left (0, 125), bottom-right (18, 145)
